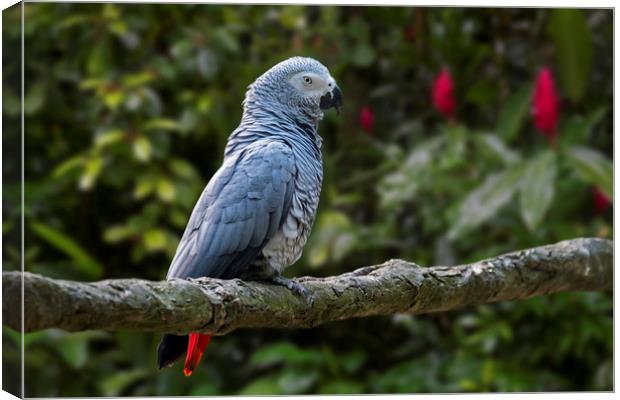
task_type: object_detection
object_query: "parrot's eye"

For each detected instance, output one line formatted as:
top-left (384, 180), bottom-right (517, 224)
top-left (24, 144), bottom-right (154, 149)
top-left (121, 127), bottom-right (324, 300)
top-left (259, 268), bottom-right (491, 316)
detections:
top-left (302, 76), bottom-right (313, 85)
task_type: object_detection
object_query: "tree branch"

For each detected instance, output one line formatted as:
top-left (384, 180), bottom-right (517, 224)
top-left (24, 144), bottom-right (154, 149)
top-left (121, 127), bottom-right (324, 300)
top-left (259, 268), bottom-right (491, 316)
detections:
top-left (3, 238), bottom-right (612, 335)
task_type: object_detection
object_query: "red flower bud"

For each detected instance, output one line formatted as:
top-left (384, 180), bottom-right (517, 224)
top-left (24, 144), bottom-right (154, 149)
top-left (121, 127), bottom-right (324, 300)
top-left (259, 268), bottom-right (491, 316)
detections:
top-left (432, 68), bottom-right (456, 120)
top-left (358, 106), bottom-right (375, 135)
top-left (593, 187), bottom-right (611, 215)
top-left (532, 67), bottom-right (560, 143)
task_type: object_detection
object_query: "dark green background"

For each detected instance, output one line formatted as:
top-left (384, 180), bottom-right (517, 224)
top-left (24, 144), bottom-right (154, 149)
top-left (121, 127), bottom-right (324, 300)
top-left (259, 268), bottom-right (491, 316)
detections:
top-left (2, 4), bottom-right (613, 396)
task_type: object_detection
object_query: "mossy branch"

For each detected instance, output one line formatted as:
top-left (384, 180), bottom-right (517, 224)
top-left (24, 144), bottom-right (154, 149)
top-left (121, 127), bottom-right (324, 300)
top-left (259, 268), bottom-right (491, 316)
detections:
top-left (3, 238), bottom-right (612, 335)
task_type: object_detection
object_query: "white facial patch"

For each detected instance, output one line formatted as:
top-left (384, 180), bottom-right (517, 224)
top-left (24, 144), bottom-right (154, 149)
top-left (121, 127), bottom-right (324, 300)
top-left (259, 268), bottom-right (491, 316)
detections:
top-left (288, 71), bottom-right (333, 96)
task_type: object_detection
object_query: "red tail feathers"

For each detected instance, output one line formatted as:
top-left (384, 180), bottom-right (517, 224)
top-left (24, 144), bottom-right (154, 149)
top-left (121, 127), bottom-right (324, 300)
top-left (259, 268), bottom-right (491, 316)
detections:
top-left (183, 333), bottom-right (212, 376)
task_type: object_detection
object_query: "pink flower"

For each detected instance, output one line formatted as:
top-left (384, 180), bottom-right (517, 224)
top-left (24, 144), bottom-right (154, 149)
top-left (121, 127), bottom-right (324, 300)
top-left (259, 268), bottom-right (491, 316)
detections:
top-left (593, 187), bottom-right (611, 215)
top-left (532, 67), bottom-right (560, 144)
top-left (432, 68), bottom-right (456, 120)
top-left (359, 106), bottom-right (375, 135)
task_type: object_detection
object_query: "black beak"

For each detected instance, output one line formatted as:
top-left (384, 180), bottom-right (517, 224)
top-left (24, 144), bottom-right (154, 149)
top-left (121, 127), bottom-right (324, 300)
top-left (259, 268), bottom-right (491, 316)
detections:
top-left (320, 85), bottom-right (343, 114)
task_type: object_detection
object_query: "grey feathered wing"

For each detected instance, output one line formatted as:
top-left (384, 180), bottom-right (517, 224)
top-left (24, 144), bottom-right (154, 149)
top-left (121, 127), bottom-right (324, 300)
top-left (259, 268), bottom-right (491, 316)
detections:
top-left (157, 140), bottom-right (296, 370)
top-left (166, 140), bottom-right (296, 280)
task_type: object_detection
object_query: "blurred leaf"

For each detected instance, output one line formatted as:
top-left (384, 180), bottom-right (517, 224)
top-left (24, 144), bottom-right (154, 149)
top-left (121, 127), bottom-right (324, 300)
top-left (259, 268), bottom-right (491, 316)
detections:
top-left (278, 368), bottom-right (318, 394)
top-left (197, 92), bottom-right (213, 113)
top-left (496, 86), bottom-right (532, 141)
top-left (341, 350), bottom-right (366, 373)
top-left (143, 118), bottom-right (181, 132)
top-left (170, 159), bottom-right (197, 178)
top-left (157, 178), bottom-right (176, 202)
top-left (59, 14), bottom-right (91, 29)
top-left (449, 165), bottom-right (525, 239)
top-left (24, 82), bottom-right (46, 115)
top-left (306, 210), bottom-right (355, 267)
top-left (109, 20), bottom-right (128, 36)
top-left (133, 176), bottom-right (155, 199)
top-left (52, 155), bottom-right (85, 178)
top-left (141, 87), bottom-right (163, 114)
top-left (586, 107), bottom-right (607, 129)
top-left (351, 42), bottom-right (376, 67)
top-left (307, 243), bottom-right (328, 267)
top-left (476, 134), bottom-right (520, 166)
top-left (30, 221), bottom-right (103, 279)
top-left (3, 326), bottom-right (23, 346)
top-left (25, 330), bottom-right (53, 347)
top-left (561, 116), bottom-right (591, 147)
top-left (99, 369), bottom-right (148, 396)
top-left (95, 129), bottom-right (124, 148)
top-left (6, 328), bottom-right (54, 349)
top-left (548, 9), bottom-right (593, 102)
top-left (466, 79), bottom-right (497, 106)
top-left (373, 356), bottom-right (440, 392)
top-left (57, 337), bottom-right (88, 368)
top-left (239, 375), bottom-right (280, 395)
top-left (87, 38), bottom-right (111, 77)
top-left (80, 78), bottom-right (106, 90)
top-left (103, 225), bottom-right (133, 243)
top-left (378, 137), bottom-right (443, 210)
top-left (520, 151), bottom-right (557, 230)
top-left (278, 6), bottom-right (306, 29)
top-left (78, 157), bottom-right (103, 190)
top-left (125, 93), bottom-right (142, 110)
top-left (133, 137), bottom-right (152, 162)
top-left (331, 232), bottom-right (356, 262)
top-left (212, 28), bottom-right (240, 54)
top-left (561, 107), bottom-right (607, 146)
top-left (143, 228), bottom-right (167, 251)
top-left (102, 3), bottom-right (120, 20)
top-left (196, 49), bottom-right (219, 80)
top-left (565, 146), bottom-right (612, 198)
top-left (103, 89), bottom-right (124, 109)
top-left (122, 71), bottom-right (155, 88)
top-left (441, 124), bottom-right (467, 168)
top-left (121, 31), bottom-right (139, 50)
top-left (170, 209), bottom-right (190, 228)
top-left (250, 342), bottom-right (323, 367)
top-left (179, 108), bottom-right (199, 134)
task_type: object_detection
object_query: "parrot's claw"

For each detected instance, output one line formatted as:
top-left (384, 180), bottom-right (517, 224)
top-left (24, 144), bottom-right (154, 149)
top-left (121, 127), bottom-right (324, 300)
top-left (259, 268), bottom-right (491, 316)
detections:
top-left (270, 276), bottom-right (311, 302)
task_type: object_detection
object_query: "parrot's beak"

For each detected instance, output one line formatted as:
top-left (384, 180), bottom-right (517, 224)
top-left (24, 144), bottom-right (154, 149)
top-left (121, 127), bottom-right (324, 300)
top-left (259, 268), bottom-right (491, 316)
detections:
top-left (320, 85), bottom-right (343, 115)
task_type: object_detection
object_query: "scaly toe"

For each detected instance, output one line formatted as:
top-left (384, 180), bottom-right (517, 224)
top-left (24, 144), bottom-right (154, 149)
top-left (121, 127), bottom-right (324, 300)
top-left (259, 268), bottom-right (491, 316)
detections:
top-left (271, 276), bottom-right (310, 301)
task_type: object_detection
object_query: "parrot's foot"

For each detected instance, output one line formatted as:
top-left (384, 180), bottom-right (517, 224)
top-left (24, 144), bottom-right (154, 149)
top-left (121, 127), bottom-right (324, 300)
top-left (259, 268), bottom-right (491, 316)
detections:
top-left (269, 276), bottom-right (311, 301)
top-left (240, 265), bottom-right (312, 303)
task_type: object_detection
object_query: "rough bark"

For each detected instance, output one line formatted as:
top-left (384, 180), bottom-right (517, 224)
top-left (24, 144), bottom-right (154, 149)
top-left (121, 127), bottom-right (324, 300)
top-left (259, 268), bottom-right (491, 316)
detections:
top-left (3, 238), bottom-right (612, 335)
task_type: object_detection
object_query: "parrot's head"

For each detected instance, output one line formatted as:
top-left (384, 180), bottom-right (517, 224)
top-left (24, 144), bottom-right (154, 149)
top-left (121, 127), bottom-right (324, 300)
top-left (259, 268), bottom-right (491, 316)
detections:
top-left (245, 57), bottom-right (343, 121)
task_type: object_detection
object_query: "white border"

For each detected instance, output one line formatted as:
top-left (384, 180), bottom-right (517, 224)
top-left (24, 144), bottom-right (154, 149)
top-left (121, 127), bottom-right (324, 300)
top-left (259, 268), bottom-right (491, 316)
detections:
top-left (0, 1), bottom-right (616, 399)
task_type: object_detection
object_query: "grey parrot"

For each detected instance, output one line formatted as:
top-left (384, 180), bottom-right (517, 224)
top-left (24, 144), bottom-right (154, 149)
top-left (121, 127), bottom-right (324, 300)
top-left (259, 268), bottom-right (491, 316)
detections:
top-left (156, 57), bottom-right (342, 376)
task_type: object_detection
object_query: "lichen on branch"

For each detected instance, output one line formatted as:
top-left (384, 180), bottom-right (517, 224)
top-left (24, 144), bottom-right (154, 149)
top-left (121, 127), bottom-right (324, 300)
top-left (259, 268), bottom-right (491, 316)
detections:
top-left (3, 238), bottom-right (612, 335)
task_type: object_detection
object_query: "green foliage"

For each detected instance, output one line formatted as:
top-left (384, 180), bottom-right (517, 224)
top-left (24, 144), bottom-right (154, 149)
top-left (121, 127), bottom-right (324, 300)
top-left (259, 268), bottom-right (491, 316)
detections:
top-left (564, 146), bottom-right (613, 198)
top-left (449, 163), bottom-right (526, 239)
top-left (241, 342), bottom-right (368, 394)
top-left (30, 221), bottom-right (104, 279)
top-left (3, 4), bottom-right (612, 396)
top-left (496, 86), bottom-right (532, 141)
top-left (519, 151), bottom-right (556, 230)
top-left (548, 9), bottom-right (593, 102)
